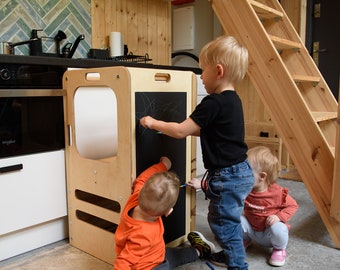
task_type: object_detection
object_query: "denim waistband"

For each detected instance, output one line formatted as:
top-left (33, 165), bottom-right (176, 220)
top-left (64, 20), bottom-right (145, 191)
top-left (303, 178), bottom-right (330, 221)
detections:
top-left (208, 160), bottom-right (250, 176)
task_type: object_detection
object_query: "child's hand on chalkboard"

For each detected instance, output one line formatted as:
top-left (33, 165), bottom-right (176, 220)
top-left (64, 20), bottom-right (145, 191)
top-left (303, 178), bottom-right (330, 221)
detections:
top-left (160, 156), bottom-right (171, 170)
top-left (140, 116), bottom-right (154, 129)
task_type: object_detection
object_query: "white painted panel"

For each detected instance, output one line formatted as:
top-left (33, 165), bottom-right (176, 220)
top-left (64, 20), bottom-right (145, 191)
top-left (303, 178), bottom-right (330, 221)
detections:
top-left (0, 150), bottom-right (67, 235)
top-left (173, 6), bottom-right (195, 51)
top-left (0, 217), bottom-right (68, 261)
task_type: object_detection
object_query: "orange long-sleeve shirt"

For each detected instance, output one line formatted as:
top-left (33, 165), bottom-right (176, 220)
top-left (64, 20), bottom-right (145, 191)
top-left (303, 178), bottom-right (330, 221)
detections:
top-left (114, 161), bottom-right (167, 270)
top-left (243, 183), bottom-right (298, 231)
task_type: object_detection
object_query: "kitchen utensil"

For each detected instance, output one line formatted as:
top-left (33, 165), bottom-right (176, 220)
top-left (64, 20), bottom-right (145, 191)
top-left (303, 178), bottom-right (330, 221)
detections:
top-left (0, 42), bottom-right (14, 54)
top-left (54, 30), bottom-right (67, 56)
top-left (61, 34), bottom-right (85, 58)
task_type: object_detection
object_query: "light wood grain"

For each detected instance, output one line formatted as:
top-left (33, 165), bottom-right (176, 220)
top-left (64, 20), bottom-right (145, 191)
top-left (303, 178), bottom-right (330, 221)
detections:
top-left (91, 0), bottom-right (171, 65)
top-left (210, 0), bottom-right (340, 248)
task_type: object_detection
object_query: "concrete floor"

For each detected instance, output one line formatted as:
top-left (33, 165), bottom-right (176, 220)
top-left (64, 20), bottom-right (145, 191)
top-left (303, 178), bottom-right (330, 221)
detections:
top-left (1, 179), bottom-right (339, 270)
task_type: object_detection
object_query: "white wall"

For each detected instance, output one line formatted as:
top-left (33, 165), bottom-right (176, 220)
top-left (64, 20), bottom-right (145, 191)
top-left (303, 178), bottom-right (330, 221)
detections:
top-left (171, 0), bottom-right (223, 68)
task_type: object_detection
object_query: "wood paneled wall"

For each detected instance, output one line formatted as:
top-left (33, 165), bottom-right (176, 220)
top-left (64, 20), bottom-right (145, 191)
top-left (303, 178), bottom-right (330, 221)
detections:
top-left (91, 0), bottom-right (171, 65)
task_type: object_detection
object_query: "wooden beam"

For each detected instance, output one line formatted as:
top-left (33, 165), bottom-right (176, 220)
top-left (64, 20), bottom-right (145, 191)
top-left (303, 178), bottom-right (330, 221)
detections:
top-left (331, 88), bottom-right (340, 221)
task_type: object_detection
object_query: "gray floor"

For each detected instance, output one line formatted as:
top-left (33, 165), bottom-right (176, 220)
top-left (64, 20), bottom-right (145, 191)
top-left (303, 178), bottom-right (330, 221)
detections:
top-left (1, 179), bottom-right (340, 270)
top-left (176, 179), bottom-right (340, 270)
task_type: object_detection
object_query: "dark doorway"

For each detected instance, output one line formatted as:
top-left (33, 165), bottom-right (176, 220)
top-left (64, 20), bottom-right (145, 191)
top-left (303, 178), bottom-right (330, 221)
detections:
top-left (306, 0), bottom-right (340, 101)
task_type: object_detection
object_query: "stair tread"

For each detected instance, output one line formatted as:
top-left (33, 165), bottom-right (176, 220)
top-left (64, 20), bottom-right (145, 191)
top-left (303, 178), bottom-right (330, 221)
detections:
top-left (249, 0), bottom-right (283, 20)
top-left (245, 135), bottom-right (281, 143)
top-left (269, 35), bottom-right (301, 50)
top-left (311, 111), bottom-right (338, 122)
top-left (291, 74), bottom-right (320, 84)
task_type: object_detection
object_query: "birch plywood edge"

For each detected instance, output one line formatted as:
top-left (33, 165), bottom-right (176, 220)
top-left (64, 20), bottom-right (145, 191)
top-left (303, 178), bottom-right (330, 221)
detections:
top-left (62, 67), bottom-right (133, 264)
top-left (331, 101), bottom-right (340, 222)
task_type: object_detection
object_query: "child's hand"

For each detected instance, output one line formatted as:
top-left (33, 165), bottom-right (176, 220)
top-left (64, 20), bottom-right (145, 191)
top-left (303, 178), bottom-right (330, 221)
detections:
top-left (265, 215), bottom-right (280, 227)
top-left (140, 116), bottom-right (154, 129)
top-left (160, 156), bottom-right (171, 170)
top-left (187, 178), bottom-right (201, 189)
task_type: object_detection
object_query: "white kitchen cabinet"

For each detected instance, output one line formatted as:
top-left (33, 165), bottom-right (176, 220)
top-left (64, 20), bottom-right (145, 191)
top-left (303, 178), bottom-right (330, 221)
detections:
top-left (0, 150), bottom-right (68, 261)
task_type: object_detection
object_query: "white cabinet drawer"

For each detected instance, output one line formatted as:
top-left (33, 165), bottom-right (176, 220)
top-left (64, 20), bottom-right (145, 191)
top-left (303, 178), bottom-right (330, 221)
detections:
top-left (0, 150), bottom-right (67, 235)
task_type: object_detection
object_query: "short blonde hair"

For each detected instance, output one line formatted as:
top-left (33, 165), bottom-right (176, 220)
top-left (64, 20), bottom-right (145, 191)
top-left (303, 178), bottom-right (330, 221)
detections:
top-left (247, 146), bottom-right (279, 186)
top-left (138, 171), bottom-right (180, 216)
top-left (199, 35), bottom-right (248, 85)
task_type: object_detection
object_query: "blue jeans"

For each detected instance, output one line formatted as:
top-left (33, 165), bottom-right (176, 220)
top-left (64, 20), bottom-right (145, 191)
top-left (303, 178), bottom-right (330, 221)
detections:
top-left (205, 160), bottom-right (254, 270)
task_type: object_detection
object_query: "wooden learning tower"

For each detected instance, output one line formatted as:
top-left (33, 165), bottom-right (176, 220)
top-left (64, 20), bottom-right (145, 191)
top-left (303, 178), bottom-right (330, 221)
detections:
top-left (62, 66), bottom-right (197, 264)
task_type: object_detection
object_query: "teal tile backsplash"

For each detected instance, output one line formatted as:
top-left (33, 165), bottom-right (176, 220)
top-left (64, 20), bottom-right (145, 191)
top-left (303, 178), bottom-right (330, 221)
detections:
top-left (0, 0), bottom-right (91, 58)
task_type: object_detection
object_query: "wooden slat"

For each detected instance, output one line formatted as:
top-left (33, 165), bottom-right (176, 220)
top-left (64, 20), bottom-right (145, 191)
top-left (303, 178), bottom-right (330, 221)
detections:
top-left (246, 136), bottom-right (280, 144)
top-left (292, 74), bottom-right (320, 84)
top-left (269, 34), bottom-right (301, 50)
top-left (249, 0), bottom-right (283, 20)
top-left (330, 91), bottom-right (340, 221)
top-left (126, 0), bottom-right (139, 55)
top-left (311, 111), bottom-right (337, 122)
top-left (91, 0), bottom-right (107, 48)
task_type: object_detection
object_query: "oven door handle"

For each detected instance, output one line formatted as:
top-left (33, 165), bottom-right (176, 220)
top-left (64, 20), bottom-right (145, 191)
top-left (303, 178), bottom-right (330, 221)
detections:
top-left (0, 164), bottom-right (23, 173)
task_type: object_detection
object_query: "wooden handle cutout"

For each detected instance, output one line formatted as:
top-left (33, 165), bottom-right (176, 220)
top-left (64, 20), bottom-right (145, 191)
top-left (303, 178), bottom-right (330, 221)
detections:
top-left (86, 72), bottom-right (101, 81)
top-left (154, 73), bottom-right (171, 82)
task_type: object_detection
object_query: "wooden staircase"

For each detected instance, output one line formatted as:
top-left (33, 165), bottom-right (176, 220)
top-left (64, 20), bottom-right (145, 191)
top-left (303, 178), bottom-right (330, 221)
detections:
top-left (209, 0), bottom-right (340, 248)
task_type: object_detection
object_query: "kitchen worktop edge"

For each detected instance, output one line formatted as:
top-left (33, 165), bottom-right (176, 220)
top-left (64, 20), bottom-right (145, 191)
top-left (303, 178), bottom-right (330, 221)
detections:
top-left (0, 54), bottom-right (201, 74)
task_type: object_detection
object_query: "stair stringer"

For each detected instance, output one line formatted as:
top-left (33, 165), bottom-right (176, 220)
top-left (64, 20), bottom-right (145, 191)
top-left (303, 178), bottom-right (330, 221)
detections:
top-left (332, 102), bottom-right (340, 221)
top-left (209, 0), bottom-right (340, 248)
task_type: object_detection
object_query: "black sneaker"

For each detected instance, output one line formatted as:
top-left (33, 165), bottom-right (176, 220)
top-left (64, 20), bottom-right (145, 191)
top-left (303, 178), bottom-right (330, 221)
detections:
top-left (210, 250), bottom-right (229, 267)
top-left (187, 231), bottom-right (215, 259)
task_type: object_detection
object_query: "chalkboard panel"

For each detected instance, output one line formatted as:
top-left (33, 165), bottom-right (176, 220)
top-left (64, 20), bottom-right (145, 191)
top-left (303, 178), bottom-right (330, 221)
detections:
top-left (135, 92), bottom-right (187, 243)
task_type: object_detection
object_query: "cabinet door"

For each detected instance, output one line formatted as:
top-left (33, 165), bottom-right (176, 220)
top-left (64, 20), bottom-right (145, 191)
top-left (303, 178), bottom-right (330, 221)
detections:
top-left (0, 150), bottom-right (67, 235)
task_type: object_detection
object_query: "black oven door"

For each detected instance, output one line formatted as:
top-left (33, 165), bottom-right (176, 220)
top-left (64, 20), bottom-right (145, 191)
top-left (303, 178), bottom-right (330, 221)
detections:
top-left (0, 91), bottom-right (65, 158)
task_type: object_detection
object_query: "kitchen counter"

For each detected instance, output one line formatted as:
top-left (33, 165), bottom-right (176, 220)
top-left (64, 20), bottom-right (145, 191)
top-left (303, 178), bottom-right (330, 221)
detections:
top-left (0, 54), bottom-right (201, 73)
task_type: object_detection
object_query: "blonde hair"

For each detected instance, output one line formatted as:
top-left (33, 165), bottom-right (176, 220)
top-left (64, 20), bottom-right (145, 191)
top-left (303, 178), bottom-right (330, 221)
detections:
top-left (138, 171), bottom-right (180, 216)
top-left (199, 35), bottom-right (248, 85)
top-left (247, 146), bottom-right (279, 186)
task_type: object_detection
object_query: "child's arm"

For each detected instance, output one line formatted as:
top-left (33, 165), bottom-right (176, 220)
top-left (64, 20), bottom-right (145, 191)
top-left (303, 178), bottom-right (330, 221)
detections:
top-left (132, 157), bottom-right (170, 193)
top-left (140, 116), bottom-right (200, 138)
top-left (274, 193), bottom-right (299, 223)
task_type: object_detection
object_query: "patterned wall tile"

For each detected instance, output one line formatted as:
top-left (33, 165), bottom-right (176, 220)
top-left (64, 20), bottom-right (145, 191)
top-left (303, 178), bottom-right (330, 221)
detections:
top-left (0, 0), bottom-right (91, 58)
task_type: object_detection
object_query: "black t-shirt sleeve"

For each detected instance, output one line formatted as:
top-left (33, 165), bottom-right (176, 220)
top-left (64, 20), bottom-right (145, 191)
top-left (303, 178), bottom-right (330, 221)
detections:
top-left (189, 92), bottom-right (247, 169)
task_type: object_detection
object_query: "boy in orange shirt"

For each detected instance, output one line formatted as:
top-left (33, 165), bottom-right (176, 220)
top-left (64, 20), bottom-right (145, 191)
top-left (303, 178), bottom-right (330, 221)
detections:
top-left (114, 156), bottom-right (215, 270)
top-left (242, 146), bottom-right (298, 267)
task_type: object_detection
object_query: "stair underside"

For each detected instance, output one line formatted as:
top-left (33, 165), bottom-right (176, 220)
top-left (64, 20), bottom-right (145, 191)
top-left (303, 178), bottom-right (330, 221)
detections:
top-left (210, 0), bottom-right (340, 248)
